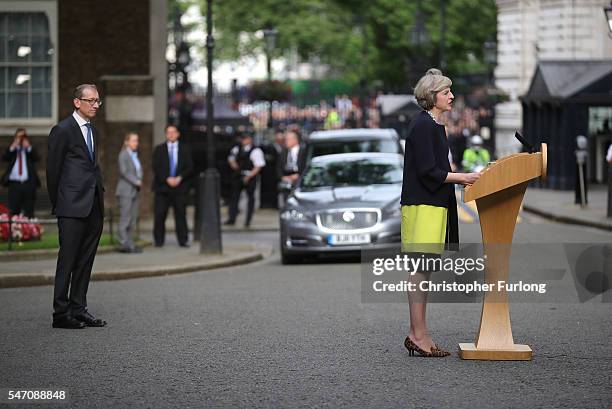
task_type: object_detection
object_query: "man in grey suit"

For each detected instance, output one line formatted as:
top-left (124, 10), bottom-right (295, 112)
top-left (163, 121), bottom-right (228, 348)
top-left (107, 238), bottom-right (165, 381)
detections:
top-left (115, 132), bottom-right (143, 253)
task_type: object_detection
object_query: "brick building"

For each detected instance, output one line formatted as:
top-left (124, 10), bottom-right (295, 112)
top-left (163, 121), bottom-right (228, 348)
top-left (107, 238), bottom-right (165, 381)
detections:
top-left (0, 0), bottom-right (168, 216)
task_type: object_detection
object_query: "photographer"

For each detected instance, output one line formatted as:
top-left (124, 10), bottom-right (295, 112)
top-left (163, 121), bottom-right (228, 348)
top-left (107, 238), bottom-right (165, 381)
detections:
top-left (1, 128), bottom-right (40, 217)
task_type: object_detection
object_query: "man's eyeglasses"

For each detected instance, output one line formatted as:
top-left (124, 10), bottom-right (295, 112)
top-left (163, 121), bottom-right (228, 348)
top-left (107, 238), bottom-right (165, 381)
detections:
top-left (79, 98), bottom-right (103, 107)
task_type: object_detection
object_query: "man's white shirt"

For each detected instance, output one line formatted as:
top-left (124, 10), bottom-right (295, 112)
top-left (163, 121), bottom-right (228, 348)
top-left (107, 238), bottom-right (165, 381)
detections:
top-left (8, 146), bottom-right (30, 182)
top-left (72, 111), bottom-right (93, 154)
top-left (287, 145), bottom-right (300, 172)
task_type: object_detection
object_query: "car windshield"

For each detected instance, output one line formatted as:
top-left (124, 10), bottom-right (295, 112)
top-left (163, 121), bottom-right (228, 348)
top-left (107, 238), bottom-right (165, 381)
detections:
top-left (301, 158), bottom-right (403, 188)
top-left (310, 139), bottom-right (399, 158)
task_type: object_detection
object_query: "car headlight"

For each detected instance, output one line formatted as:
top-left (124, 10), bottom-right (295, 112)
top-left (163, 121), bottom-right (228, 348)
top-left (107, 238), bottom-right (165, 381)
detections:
top-left (281, 209), bottom-right (306, 221)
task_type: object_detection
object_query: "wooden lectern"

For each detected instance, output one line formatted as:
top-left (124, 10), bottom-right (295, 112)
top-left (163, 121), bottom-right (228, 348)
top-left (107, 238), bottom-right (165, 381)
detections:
top-left (458, 143), bottom-right (547, 361)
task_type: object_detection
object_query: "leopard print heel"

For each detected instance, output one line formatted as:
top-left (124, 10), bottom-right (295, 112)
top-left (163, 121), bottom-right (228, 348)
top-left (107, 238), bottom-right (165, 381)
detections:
top-left (404, 336), bottom-right (451, 357)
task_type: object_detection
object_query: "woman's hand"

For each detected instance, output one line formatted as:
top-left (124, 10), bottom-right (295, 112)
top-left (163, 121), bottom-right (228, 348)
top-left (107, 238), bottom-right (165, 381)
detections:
top-left (445, 172), bottom-right (481, 186)
top-left (461, 172), bottom-right (481, 186)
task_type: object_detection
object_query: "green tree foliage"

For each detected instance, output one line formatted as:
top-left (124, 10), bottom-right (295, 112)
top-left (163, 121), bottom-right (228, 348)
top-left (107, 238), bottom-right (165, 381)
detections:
top-left (185, 0), bottom-right (496, 90)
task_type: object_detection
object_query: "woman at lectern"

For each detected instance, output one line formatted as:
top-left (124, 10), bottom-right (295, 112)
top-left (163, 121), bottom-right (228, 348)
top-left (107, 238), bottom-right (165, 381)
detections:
top-left (401, 68), bottom-right (480, 357)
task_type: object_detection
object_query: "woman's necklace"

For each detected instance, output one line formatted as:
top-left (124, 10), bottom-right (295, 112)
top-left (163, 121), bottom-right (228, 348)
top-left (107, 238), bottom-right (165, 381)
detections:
top-left (426, 110), bottom-right (442, 125)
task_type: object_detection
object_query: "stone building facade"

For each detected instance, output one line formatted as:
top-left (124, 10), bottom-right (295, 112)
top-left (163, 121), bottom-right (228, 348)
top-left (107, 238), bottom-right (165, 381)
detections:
top-left (494, 0), bottom-right (612, 157)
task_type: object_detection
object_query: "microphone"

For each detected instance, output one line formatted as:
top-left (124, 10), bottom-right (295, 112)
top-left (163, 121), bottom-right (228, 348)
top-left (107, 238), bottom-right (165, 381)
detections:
top-left (514, 131), bottom-right (536, 153)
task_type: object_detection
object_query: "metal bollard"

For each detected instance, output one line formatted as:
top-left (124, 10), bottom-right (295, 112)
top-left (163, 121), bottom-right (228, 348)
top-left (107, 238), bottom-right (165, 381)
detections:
top-left (108, 209), bottom-right (114, 245)
top-left (199, 168), bottom-right (222, 254)
top-left (193, 172), bottom-right (204, 242)
top-left (7, 216), bottom-right (12, 251)
top-left (608, 165), bottom-right (612, 218)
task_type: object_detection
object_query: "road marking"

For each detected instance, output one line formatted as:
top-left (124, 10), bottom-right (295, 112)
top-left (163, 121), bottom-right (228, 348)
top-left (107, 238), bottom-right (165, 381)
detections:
top-left (457, 205), bottom-right (474, 223)
top-left (455, 189), bottom-right (522, 224)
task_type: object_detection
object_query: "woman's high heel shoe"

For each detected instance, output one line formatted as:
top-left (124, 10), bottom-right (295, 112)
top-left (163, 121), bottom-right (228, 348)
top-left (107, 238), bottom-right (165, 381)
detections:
top-left (404, 336), bottom-right (451, 357)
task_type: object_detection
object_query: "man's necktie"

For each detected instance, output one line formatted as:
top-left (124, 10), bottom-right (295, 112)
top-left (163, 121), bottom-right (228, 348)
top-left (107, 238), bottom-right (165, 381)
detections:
top-left (17, 147), bottom-right (23, 175)
top-left (85, 123), bottom-right (94, 162)
top-left (169, 144), bottom-right (176, 177)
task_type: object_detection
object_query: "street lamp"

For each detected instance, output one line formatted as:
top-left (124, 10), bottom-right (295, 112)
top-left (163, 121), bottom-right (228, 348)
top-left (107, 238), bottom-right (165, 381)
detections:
top-left (605, 2), bottom-right (612, 217)
top-left (439, 0), bottom-right (446, 71)
top-left (604, 1), bottom-right (612, 217)
top-left (604, 2), bottom-right (612, 35)
top-left (263, 26), bottom-right (277, 129)
top-left (407, 0), bottom-right (429, 89)
top-left (483, 41), bottom-right (497, 84)
top-left (199, 0), bottom-right (223, 254)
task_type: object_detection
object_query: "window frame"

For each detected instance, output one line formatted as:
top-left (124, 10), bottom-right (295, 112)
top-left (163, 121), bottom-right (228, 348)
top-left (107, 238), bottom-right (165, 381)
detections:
top-left (0, 0), bottom-right (58, 131)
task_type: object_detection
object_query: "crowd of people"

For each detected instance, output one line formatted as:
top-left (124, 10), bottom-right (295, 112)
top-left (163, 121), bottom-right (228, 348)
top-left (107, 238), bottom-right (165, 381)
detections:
top-left (242, 93), bottom-right (493, 172)
top-left (244, 95), bottom-right (382, 135)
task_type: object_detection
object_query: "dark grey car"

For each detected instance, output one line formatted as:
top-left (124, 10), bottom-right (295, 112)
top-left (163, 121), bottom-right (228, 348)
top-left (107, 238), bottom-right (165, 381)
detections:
top-left (279, 152), bottom-right (403, 264)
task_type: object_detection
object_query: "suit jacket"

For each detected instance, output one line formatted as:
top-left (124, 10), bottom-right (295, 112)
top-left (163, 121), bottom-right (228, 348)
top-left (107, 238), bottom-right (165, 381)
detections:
top-left (1, 145), bottom-right (41, 187)
top-left (152, 141), bottom-right (194, 194)
top-left (46, 115), bottom-right (104, 217)
top-left (400, 110), bottom-right (458, 244)
top-left (116, 148), bottom-right (141, 198)
top-left (276, 144), bottom-right (307, 179)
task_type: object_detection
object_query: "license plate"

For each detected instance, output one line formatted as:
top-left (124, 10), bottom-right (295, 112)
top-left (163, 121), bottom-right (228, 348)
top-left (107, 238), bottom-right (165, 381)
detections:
top-left (328, 234), bottom-right (371, 246)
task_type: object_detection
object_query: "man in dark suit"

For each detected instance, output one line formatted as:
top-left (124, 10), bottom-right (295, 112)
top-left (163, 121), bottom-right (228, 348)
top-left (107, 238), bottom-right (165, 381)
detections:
top-left (46, 84), bottom-right (106, 329)
top-left (1, 128), bottom-right (40, 217)
top-left (277, 130), bottom-right (307, 204)
top-left (152, 125), bottom-right (193, 247)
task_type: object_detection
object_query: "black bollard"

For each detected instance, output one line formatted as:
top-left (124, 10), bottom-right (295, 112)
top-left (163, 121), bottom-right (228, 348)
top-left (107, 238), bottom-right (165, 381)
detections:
top-left (200, 168), bottom-right (222, 254)
top-left (608, 164), bottom-right (612, 218)
top-left (193, 173), bottom-right (202, 242)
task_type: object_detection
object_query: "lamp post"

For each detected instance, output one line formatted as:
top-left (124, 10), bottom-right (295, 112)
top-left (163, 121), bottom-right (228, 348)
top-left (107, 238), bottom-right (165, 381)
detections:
top-left (604, 2), bottom-right (612, 35)
top-left (483, 41), bottom-right (497, 83)
top-left (605, 2), bottom-right (612, 217)
top-left (263, 26), bottom-right (277, 130)
top-left (439, 0), bottom-right (446, 71)
top-left (199, 0), bottom-right (222, 254)
top-left (407, 0), bottom-right (428, 88)
top-left (482, 40), bottom-right (497, 155)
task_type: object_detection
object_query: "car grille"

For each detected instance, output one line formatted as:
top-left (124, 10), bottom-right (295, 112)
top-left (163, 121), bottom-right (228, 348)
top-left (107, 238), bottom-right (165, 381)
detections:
top-left (317, 209), bottom-right (379, 231)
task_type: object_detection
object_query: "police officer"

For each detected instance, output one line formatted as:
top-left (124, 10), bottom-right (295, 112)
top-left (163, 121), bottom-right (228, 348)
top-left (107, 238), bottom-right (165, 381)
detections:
top-left (461, 135), bottom-right (490, 173)
top-left (225, 133), bottom-right (266, 227)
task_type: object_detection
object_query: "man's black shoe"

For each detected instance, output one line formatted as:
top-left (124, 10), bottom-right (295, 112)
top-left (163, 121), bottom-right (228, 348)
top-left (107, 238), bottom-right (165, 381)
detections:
top-left (223, 220), bottom-right (235, 226)
top-left (52, 316), bottom-right (86, 329)
top-left (117, 246), bottom-right (132, 253)
top-left (179, 243), bottom-right (190, 248)
top-left (73, 311), bottom-right (107, 327)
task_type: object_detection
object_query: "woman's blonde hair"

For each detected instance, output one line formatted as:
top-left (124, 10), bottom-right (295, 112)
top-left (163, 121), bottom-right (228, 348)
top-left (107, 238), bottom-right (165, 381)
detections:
top-left (123, 132), bottom-right (139, 147)
top-left (413, 68), bottom-right (452, 110)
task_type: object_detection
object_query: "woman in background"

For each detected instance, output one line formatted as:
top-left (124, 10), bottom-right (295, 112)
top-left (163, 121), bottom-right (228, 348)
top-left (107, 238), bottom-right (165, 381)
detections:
top-left (116, 132), bottom-right (143, 253)
top-left (401, 68), bottom-right (480, 357)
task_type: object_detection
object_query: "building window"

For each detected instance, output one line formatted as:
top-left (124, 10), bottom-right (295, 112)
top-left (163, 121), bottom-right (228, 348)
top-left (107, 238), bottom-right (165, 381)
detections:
top-left (0, 11), bottom-right (53, 119)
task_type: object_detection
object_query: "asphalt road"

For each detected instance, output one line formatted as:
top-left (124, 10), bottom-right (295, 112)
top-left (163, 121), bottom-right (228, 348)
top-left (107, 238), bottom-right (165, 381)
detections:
top-left (0, 215), bottom-right (611, 408)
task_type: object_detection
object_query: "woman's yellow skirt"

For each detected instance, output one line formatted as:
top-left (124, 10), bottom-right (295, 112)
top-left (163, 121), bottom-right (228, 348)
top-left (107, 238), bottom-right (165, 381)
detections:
top-left (401, 205), bottom-right (447, 255)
